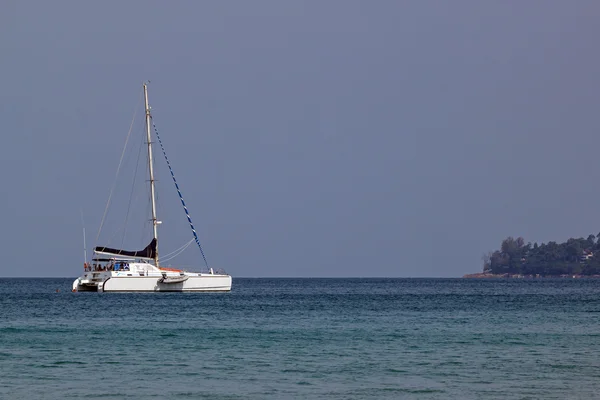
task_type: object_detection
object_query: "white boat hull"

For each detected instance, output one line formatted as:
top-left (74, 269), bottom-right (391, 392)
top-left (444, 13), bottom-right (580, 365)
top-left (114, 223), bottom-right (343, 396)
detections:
top-left (73, 270), bottom-right (231, 292)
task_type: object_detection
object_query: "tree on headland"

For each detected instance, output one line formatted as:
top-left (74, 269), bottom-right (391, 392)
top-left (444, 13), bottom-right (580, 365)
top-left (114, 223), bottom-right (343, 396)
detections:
top-left (588, 234), bottom-right (596, 248)
top-left (482, 251), bottom-right (493, 273)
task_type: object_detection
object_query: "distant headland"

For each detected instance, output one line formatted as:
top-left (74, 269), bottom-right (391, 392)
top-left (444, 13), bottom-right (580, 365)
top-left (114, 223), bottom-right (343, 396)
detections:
top-left (464, 234), bottom-right (600, 278)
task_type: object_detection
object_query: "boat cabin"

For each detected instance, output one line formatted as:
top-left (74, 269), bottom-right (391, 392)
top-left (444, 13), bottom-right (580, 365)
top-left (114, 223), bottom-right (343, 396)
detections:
top-left (87, 257), bottom-right (139, 272)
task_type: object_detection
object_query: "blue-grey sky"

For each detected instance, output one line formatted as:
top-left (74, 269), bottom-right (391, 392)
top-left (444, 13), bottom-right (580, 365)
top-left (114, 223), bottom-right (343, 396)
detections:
top-left (1, 1), bottom-right (599, 277)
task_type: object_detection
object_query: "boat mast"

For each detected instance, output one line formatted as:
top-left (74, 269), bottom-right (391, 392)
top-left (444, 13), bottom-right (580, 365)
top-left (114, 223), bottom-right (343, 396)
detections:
top-left (144, 82), bottom-right (160, 267)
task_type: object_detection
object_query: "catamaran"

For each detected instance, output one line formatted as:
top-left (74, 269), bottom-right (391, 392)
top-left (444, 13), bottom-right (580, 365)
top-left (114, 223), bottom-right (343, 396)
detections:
top-left (73, 83), bottom-right (232, 292)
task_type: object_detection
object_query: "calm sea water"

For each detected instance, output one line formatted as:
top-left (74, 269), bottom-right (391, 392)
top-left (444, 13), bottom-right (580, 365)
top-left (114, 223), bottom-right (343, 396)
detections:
top-left (1, 278), bottom-right (599, 399)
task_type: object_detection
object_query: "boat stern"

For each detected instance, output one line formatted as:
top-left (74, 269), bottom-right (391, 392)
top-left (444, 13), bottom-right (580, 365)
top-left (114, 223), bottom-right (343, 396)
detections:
top-left (73, 271), bottom-right (109, 292)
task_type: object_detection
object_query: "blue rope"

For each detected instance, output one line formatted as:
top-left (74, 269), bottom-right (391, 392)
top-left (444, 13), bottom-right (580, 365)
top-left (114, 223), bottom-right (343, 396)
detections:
top-left (152, 120), bottom-right (209, 269)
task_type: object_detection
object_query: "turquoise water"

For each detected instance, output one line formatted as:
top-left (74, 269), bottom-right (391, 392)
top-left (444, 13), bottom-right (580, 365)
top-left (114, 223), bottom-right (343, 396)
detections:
top-left (1, 278), bottom-right (599, 399)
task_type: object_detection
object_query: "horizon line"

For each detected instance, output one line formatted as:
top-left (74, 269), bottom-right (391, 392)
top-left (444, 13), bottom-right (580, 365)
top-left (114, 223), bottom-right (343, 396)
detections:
top-left (0, 276), bottom-right (463, 279)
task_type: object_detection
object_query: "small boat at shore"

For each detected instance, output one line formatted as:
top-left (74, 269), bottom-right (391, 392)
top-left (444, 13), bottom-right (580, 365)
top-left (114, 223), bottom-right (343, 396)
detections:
top-left (73, 83), bottom-right (232, 292)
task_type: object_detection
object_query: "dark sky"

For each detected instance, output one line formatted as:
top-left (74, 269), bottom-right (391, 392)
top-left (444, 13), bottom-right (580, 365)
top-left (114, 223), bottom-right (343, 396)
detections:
top-left (1, 1), bottom-right (599, 277)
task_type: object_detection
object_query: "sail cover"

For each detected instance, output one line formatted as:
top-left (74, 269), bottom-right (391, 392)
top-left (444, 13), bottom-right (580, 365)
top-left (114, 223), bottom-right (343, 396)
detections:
top-left (94, 238), bottom-right (157, 259)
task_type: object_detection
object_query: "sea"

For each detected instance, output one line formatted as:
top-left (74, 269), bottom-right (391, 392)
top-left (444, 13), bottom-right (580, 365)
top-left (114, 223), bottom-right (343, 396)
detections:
top-left (1, 278), bottom-right (599, 399)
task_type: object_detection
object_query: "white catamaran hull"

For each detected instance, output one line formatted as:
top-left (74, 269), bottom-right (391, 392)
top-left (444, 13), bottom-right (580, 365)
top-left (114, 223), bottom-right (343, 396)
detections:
top-left (73, 271), bottom-right (231, 292)
top-left (104, 275), bottom-right (231, 292)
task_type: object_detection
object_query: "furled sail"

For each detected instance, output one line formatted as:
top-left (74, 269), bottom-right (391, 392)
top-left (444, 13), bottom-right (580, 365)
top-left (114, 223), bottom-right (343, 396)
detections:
top-left (94, 238), bottom-right (157, 259)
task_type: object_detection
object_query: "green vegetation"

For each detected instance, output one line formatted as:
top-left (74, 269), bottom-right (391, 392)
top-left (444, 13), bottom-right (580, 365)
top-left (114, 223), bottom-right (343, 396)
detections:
top-left (484, 234), bottom-right (600, 276)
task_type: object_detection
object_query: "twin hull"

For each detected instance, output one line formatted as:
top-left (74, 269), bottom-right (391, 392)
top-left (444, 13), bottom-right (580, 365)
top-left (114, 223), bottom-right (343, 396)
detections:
top-left (73, 274), bottom-right (231, 292)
